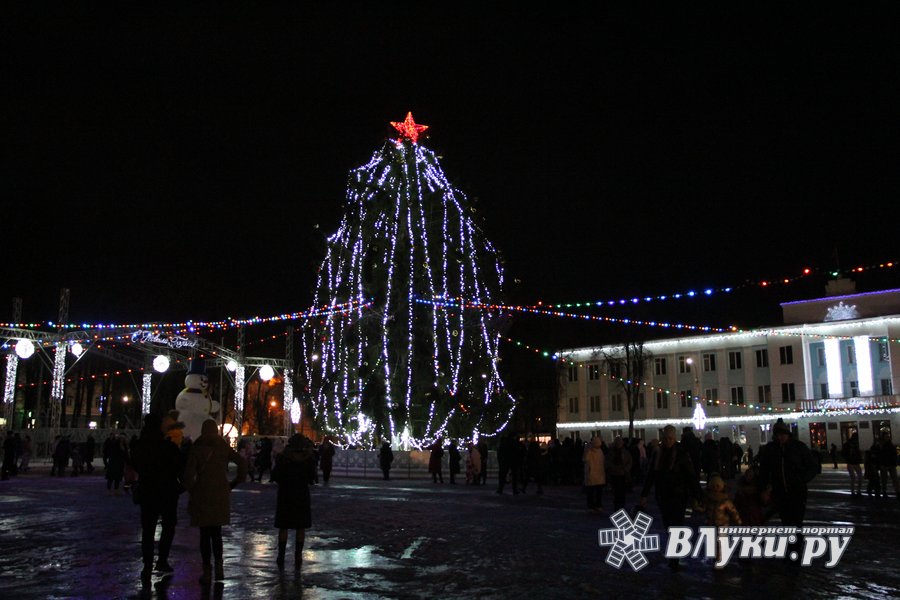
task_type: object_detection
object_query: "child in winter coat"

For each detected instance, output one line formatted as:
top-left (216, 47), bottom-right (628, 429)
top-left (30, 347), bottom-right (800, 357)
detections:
top-left (700, 474), bottom-right (742, 568)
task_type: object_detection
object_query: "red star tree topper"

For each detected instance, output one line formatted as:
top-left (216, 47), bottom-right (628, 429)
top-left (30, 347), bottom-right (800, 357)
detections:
top-left (390, 111), bottom-right (429, 143)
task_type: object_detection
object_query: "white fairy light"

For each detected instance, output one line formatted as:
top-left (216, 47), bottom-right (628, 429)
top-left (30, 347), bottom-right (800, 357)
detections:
top-left (141, 373), bottom-right (152, 415)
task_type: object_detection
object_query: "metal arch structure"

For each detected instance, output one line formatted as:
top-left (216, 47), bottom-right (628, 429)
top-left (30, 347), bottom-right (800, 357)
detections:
top-left (1, 324), bottom-right (298, 438)
top-left (1, 326), bottom-right (93, 435)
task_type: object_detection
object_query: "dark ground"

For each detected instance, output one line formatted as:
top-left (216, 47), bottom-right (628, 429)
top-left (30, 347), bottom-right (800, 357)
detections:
top-left (0, 460), bottom-right (898, 600)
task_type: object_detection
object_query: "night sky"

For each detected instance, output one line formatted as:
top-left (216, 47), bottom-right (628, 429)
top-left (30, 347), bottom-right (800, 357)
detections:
top-left (4, 5), bottom-right (900, 378)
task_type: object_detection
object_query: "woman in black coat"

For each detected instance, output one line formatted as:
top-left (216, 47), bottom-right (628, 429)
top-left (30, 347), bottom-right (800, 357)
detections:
top-left (272, 434), bottom-right (315, 571)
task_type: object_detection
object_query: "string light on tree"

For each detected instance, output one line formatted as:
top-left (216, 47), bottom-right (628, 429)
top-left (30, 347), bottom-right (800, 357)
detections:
top-left (302, 113), bottom-right (515, 449)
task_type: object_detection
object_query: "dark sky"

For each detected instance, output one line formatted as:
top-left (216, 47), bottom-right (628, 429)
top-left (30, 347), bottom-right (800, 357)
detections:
top-left (4, 5), bottom-right (900, 364)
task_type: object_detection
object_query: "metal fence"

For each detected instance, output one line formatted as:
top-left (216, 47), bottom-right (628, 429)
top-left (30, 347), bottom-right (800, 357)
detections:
top-left (5, 427), bottom-right (141, 460)
top-left (329, 448), bottom-right (498, 480)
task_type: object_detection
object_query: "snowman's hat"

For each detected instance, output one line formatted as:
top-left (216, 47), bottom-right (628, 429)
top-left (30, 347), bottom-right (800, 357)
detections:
top-left (187, 357), bottom-right (207, 376)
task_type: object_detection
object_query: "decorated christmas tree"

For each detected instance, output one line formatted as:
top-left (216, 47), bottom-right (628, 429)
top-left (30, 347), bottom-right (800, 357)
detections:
top-left (302, 113), bottom-right (515, 449)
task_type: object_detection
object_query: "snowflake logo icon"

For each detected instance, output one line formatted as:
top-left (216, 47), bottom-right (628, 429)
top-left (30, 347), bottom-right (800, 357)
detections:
top-left (598, 509), bottom-right (661, 571)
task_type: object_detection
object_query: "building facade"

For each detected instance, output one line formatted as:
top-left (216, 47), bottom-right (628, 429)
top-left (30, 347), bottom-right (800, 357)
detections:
top-left (556, 284), bottom-right (900, 453)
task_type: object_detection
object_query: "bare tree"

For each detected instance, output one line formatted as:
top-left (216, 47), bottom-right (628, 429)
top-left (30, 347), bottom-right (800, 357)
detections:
top-left (602, 341), bottom-right (653, 440)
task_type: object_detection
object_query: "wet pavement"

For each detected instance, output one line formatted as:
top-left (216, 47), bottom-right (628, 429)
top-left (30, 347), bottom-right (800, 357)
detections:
top-left (1, 462), bottom-right (898, 599)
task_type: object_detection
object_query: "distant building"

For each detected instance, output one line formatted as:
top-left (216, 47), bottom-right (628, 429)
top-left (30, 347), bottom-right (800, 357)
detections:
top-left (556, 281), bottom-right (900, 451)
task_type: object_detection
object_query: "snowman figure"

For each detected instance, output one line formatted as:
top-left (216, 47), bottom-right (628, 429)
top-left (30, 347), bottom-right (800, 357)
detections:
top-left (175, 358), bottom-right (220, 442)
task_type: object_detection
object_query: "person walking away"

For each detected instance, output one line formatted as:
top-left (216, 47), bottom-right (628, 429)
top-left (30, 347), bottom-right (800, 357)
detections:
top-left (829, 443), bottom-right (839, 469)
top-left (606, 436), bottom-right (632, 511)
top-left (272, 434), bottom-right (315, 571)
top-left (84, 434), bottom-right (96, 473)
top-left (131, 413), bottom-right (185, 586)
top-left (757, 418), bottom-right (818, 562)
top-left (681, 428), bottom-right (702, 479)
top-left (583, 436), bottom-right (607, 513)
top-left (842, 431), bottom-right (863, 496)
top-left (700, 433), bottom-right (719, 482)
top-left (184, 419), bottom-right (248, 585)
top-left (640, 425), bottom-right (703, 571)
top-left (319, 437), bottom-right (336, 484)
top-left (448, 439), bottom-right (462, 484)
top-left (428, 437), bottom-right (445, 484)
top-left (105, 435), bottom-right (128, 495)
top-left (864, 444), bottom-right (881, 497)
top-left (54, 435), bottom-right (71, 478)
top-left (699, 474), bottom-right (742, 568)
top-left (466, 442), bottom-right (481, 484)
top-left (875, 427), bottom-right (900, 500)
top-left (379, 441), bottom-right (394, 481)
top-left (255, 437), bottom-right (273, 483)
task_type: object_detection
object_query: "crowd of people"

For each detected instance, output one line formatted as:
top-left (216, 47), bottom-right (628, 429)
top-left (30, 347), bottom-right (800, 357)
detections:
top-left (2, 417), bottom-right (898, 584)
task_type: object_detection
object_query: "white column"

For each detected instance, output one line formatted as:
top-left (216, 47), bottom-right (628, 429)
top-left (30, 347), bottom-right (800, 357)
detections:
top-left (853, 336), bottom-right (874, 396)
top-left (824, 338), bottom-right (843, 398)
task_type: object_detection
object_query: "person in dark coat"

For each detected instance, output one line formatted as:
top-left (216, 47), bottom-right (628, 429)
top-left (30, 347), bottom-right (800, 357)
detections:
top-left (448, 439), bottom-right (462, 484)
top-left (842, 432), bottom-right (863, 496)
top-left (379, 441), bottom-right (394, 480)
top-left (272, 433), bottom-right (315, 571)
top-left (184, 419), bottom-right (248, 584)
top-left (255, 437), bottom-right (273, 483)
top-left (700, 433), bottom-right (719, 481)
top-left (757, 418), bottom-right (818, 560)
top-left (428, 437), bottom-right (445, 483)
top-left (104, 435), bottom-right (127, 494)
top-left (718, 437), bottom-right (735, 479)
top-left (640, 425), bottom-right (703, 571)
top-left (875, 427), bottom-right (900, 499)
top-left (496, 432), bottom-right (520, 494)
top-left (681, 428), bottom-right (702, 478)
top-left (54, 435), bottom-right (71, 478)
top-left (318, 437), bottom-right (336, 484)
top-left (131, 413), bottom-right (185, 585)
top-left (84, 434), bottom-right (96, 473)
